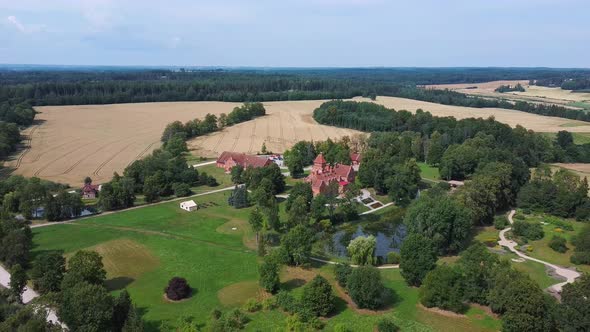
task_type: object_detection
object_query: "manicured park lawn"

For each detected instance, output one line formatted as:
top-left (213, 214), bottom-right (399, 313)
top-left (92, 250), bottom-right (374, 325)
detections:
top-left (418, 162), bottom-right (441, 182)
top-left (520, 213), bottom-right (590, 274)
top-left (32, 189), bottom-right (501, 331)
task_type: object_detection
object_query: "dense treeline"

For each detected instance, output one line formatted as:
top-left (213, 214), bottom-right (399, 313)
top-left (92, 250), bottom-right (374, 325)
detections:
top-left (161, 102), bottom-right (266, 144)
top-left (494, 83), bottom-right (525, 93)
top-left (561, 79), bottom-right (590, 91)
top-left (314, 100), bottom-right (590, 164)
top-left (0, 102), bottom-right (36, 161)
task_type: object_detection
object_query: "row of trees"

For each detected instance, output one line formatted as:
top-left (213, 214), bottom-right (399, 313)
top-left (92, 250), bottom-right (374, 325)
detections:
top-left (494, 83), bottom-right (525, 93)
top-left (517, 166), bottom-right (590, 220)
top-left (0, 176), bottom-right (75, 220)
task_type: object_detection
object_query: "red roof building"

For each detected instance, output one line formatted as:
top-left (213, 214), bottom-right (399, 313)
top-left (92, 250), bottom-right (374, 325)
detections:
top-left (305, 153), bottom-right (356, 196)
top-left (216, 151), bottom-right (272, 173)
top-left (81, 183), bottom-right (99, 199)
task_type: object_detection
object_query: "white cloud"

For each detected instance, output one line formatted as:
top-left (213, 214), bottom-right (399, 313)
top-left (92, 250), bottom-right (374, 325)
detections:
top-left (7, 16), bottom-right (26, 32)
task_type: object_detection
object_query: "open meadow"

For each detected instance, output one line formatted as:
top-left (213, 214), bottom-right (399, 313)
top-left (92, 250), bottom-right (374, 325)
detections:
top-left (7, 97), bottom-right (590, 187)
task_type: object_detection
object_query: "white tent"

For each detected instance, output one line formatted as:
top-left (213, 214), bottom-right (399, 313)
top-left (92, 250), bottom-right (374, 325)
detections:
top-left (180, 200), bottom-right (198, 212)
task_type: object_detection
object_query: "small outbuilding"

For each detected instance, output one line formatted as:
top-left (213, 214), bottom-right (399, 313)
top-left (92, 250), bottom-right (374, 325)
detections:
top-left (180, 200), bottom-right (198, 212)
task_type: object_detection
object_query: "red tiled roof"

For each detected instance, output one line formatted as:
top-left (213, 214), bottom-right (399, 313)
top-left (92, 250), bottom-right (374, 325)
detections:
top-left (82, 183), bottom-right (98, 193)
top-left (217, 151), bottom-right (270, 168)
top-left (350, 153), bottom-right (361, 162)
top-left (314, 153), bottom-right (326, 164)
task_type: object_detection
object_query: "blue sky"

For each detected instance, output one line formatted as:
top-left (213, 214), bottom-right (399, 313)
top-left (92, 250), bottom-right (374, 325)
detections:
top-left (1, 0), bottom-right (588, 67)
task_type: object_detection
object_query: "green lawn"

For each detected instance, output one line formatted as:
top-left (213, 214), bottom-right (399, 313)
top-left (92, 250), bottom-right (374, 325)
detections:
top-left (541, 132), bottom-right (590, 145)
top-left (192, 164), bottom-right (234, 192)
top-left (519, 213), bottom-right (590, 274)
top-left (418, 162), bottom-right (441, 182)
top-left (33, 190), bottom-right (500, 331)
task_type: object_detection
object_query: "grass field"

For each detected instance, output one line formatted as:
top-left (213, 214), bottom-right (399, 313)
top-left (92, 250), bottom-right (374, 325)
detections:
top-left (32, 188), bottom-right (502, 331)
top-left (518, 213), bottom-right (590, 274)
top-left (418, 162), bottom-right (441, 182)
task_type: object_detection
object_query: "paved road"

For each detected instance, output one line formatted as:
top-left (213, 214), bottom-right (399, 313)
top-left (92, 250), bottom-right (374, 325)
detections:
top-left (498, 210), bottom-right (581, 293)
top-left (31, 186), bottom-right (235, 229)
top-left (0, 265), bottom-right (65, 327)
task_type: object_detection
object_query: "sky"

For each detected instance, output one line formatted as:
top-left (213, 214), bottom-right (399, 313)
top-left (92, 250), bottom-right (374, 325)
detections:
top-left (0, 0), bottom-right (589, 67)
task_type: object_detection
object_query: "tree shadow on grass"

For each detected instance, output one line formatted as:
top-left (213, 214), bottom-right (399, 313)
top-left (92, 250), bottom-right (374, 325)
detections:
top-left (105, 276), bottom-right (135, 291)
top-left (281, 278), bottom-right (306, 291)
top-left (328, 295), bottom-right (349, 317)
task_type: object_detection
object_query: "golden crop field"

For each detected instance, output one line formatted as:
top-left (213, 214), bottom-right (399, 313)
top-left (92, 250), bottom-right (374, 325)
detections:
top-left (5, 101), bottom-right (359, 186)
top-left (425, 80), bottom-right (590, 107)
top-left (6, 97), bottom-right (590, 186)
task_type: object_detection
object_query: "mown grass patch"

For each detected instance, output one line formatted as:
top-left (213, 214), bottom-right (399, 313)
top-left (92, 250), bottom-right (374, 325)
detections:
top-left (217, 281), bottom-right (261, 307)
top-left (418, 162), bottom-right (441, 182)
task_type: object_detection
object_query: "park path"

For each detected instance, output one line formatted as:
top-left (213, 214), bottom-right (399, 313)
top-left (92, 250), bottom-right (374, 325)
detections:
top-left (0, 265), bottom-right (65, 328)
top-left (498, 210), bottom-right (581, 293)
top-left (31, 186), bottom-right (235, 229)
top-left (310, 257), bottom-right (399, 269)
top-left (191, 160), bottom-right (216, 168)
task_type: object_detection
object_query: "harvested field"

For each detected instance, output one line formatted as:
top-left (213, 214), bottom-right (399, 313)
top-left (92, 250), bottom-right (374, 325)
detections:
top-left (425, 81), bottom-right (590, 107)
top-left (5, 101), bottom-right (359, 186)
top-left (367, 96), bottom-right (590, 132)
top-left (7, 98), bottom-right (590, 186)
top-left (187, 100), bottom-right (361, 157)
top-left (552, 163), bottom-right (590, 180)
top-left (424, 80), bottom-right (529, 91)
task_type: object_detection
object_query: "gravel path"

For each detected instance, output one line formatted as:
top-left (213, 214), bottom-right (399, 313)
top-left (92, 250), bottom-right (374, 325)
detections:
top-left (498, 210), bottom-right (581, 293)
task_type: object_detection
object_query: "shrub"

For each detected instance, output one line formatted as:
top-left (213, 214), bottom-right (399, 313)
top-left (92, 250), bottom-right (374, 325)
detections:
top-left (419, 265), bottom-right (467, 313)
top-left (216, 309), bottom-right (249, 331)
top-left (386, 252), bottom-right (401, 265)
top-left (513, 213), bottom-right (525, 220)
top-left (334, 323), bottom-right (352, 332)
top-left (276, 291), bottom-right (298, 314)
top-left (172, 183), bottom-right (191, 197)
top-left (512, 220), bottom-right (544, 241)
top-left (526, 245), bottom-right (534, 252)
top-left (164, 277), bottom-right (191, 301)
top-left (243, 298), bottom-right (261, 312)
top-left (494, 216), bottom-right (508, 230)
top-left (261, 297), bottom-right (277, 310)
top-left (334, 263), bottom-right (352, 288)
top-left (549, 235), bottom-right (568, 253)
top-left (259, 257), bottom-right (280, 293)
top-left (377, 318), bottom-right (400, 332)
top-left (301, 275), bottom-right (335, 317)
top-left (347, 266), bottom-right (387, 310)
top-left (571, 252), bottom-right (590, 265)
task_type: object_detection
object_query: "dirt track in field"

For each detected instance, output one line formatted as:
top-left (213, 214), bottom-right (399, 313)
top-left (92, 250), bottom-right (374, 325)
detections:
top-left (6, 98), bottom-right (590, 186)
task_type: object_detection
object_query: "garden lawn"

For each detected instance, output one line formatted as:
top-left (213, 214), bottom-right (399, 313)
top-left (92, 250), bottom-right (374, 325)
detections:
top-left (191, 164), bottom-right (234, 192)
top-left (522, 214), bottom-right (590, 274)
top-left (418, 162), bottom-right (441, 182)
top-left (247, 264), bottom-right (500, 332)
top-left (32, 191), bottom-right (260, 330)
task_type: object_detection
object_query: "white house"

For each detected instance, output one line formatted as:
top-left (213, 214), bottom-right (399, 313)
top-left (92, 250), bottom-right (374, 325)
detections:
top-left (180, 200), bottom-right (198, 212)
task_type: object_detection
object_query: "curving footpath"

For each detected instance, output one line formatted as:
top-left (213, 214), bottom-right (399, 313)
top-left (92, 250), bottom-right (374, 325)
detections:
top-left (310, 257), bottom-right (399, 269)
top-left (498, 210), bottom-right (581, 293)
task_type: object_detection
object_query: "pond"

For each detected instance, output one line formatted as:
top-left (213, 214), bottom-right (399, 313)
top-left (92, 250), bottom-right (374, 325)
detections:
top-left (324, 217), bottom-right (407, 259)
